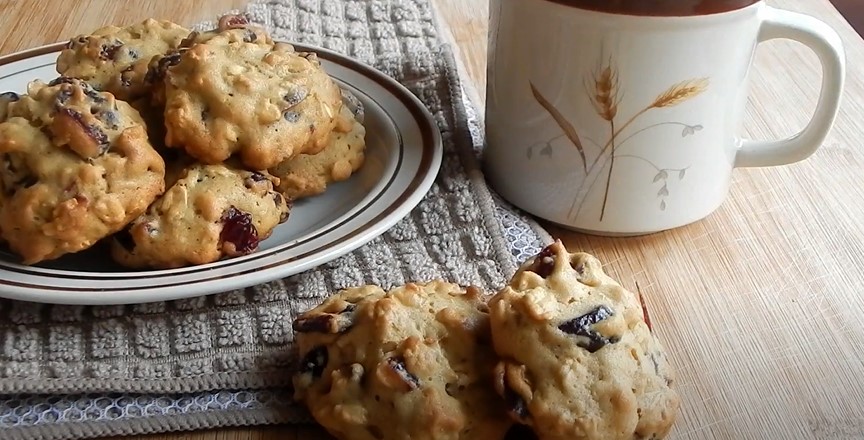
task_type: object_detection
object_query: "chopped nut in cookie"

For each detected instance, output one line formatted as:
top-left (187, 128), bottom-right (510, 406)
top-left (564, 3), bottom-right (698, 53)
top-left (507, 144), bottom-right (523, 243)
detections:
top-left (557, 305), bottom-right (620, 353)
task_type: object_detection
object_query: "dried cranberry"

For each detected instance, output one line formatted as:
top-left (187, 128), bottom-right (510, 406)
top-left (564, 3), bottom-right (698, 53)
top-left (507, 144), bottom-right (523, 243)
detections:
top-left (299, 346), bottom-right (328, 378)
top-left (293, 304), bottom-right (356, 334)
top-left (0, 92), bottom-right (19, 102)
top-left (99, 40), bottom-right (124, 61)
top-left (0, 155), bottom-right (35, 194)
top-left (145, 50), bottom-right (184, 84)
top-left (386, 357), bottom-right (420, 390)
top-left (219, 206), bottom-right (259, 255)
top-left (55, 107), bottom-right (110, 155)
top-left (20, 175), bottom-right (37, 188)
top-left (501, 383), bottom-right (530, 423)
top-left (115, 226), bottom-right (136, 251)
top-left (218, 14), bottom-right (250, 30)
top-left (527, 245), bottom-right (556, 278)
top-left (557, 305), bottom-right (619, 353)
top-left (283, 88), bottom-right (308, 107)
top-left (243, 172), bottom-right (268, 188)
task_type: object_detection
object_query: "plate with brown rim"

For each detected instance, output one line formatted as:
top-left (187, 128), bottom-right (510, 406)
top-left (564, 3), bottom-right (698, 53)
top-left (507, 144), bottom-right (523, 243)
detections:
top-left (0, 42), bottom-right (442, 305)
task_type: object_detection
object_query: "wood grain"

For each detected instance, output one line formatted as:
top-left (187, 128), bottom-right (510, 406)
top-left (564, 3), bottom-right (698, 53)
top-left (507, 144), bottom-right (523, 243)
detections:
top-left (2, 1), bottom-right (864, 439)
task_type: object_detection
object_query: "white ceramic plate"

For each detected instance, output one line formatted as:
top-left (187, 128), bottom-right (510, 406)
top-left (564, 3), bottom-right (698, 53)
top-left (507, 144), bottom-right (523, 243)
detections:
top-left (0, 43), bottom-right (442, 305)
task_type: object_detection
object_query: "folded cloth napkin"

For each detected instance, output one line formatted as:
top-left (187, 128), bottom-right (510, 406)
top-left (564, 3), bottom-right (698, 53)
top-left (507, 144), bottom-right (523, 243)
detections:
top-left (0, 0), bottom-right (552, 438)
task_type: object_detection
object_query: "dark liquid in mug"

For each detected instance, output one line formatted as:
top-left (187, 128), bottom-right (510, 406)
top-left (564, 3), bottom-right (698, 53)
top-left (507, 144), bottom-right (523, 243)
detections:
top-left (542, 0), bottom-right (760, 16)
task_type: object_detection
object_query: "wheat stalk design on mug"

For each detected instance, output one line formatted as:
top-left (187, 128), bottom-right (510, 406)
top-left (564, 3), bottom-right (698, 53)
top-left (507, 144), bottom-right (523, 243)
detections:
top-left (529, 60), bottom-right (709, 222)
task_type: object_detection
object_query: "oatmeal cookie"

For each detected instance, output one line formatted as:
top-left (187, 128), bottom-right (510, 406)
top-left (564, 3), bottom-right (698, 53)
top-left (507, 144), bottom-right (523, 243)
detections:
top-left (56, 18), bottom-right (190, 101)
top-left (270, 96), bottom-right (366, 200)
top-left (110, 162), bottom-right (290, 269)
top-left (489, 241), bottom-right (680, 440)
top-left (163, 36), bottom-right (342, 169)
top-left (0, 78), bottom-right (165, 264)
top-left (292, 281), bottom-right (512, 440)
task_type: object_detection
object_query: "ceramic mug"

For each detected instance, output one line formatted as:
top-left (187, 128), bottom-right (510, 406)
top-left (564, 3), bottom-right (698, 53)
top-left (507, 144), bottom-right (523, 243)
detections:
top-left (483, 0), bottom-right (845, 235)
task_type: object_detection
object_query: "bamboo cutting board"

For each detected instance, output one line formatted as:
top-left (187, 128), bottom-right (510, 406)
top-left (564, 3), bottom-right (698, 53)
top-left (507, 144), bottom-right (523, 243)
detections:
top-left (2, 1), bottom-right (864, 439)
top-left (434, 2), bottom-right (864, 438)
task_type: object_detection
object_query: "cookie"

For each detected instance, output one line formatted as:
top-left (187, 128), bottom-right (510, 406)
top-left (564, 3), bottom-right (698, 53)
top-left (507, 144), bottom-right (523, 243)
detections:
top-left (163, 37), bottom-right (342, 169)
top-left (270, 96), bottom-right (366, 200)
top-left (57, 18), bottom-right (190, 101)
top-left (292, 281), bottom-right (513, 440)
top-left (0, 78), bottom-right (165, 264)
top-left (110, 162), bottom-right (290, 269)
top-left (488, 241), bottom-right (680, 440)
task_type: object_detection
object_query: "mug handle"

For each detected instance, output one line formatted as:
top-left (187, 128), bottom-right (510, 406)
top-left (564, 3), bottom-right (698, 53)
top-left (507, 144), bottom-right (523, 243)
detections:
top-left (734, 6), bottom-right (846, 168)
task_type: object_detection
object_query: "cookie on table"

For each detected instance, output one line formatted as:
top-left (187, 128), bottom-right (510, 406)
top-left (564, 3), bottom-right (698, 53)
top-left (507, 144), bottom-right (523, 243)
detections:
top-left (56, 18), bottom-right (190, 101)
top-left (0, 78), bottom-right (165, 264)
top-left (489, 241), bottom-right (680, 440)
top-left (270, 94), bottom-right (366, 200)
top-left (292, 281), bottom-right (513, 440)
top-left (109, 162), bottom-right (290, 269)
top-left (163, 34), bottom-right (342, 170)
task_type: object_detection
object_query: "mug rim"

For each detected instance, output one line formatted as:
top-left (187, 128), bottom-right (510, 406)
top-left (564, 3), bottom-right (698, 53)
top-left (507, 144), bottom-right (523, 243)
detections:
top-left (534, 0), bottom-right (763, 19)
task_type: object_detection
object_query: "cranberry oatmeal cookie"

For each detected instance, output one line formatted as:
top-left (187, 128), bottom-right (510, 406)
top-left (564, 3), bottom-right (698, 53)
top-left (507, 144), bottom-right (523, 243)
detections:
top-left (270, 94), bottom-right (366, 200)
top-left (489, 241), bottom-right (680, 440)
top-left (109, 162), bottom-right (289, 269)
top-left (163, 30), bottom-right (342, 169)
top-left (292, 281), bottom-right (513, 440)
top-left (0, 78), bottom-right (165, 264)
top-left (57, 18), bottom-right (189, 101)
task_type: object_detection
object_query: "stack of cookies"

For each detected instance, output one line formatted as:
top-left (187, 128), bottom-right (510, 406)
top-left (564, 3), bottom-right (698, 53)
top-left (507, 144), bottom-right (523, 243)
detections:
top-left (292, 241), bottom-right (681, 440)
top-left (0, 15), bottom-right (367, 268)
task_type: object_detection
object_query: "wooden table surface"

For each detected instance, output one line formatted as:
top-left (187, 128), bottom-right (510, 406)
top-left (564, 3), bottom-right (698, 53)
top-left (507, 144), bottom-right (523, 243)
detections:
top-left (3, 0), bottom-right (864, 439)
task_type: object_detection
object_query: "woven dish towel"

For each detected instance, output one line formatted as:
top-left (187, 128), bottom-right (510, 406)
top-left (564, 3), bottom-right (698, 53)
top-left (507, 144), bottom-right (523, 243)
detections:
top-left (0, 0), bottom-right (553, 438)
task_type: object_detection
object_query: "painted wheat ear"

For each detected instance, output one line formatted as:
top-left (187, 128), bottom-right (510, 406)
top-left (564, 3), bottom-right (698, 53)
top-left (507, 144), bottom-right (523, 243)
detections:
top-left (650, 78), bottom-right (709, 108)
top-left (590, 65), bottom-right (619, 121)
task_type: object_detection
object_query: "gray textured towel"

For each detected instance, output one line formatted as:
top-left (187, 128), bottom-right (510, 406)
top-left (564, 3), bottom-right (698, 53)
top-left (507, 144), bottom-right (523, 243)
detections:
top-left (0, 0), bottom-right (552, 438)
